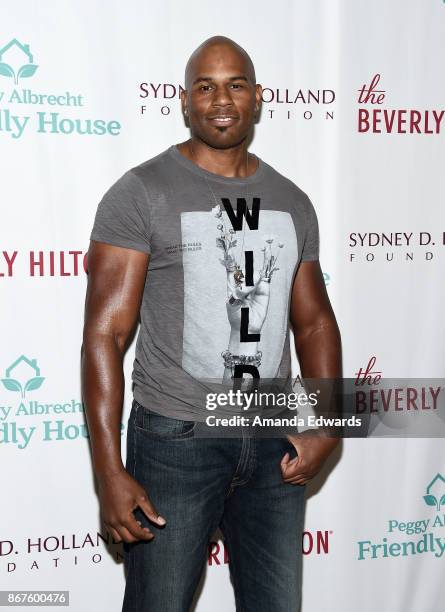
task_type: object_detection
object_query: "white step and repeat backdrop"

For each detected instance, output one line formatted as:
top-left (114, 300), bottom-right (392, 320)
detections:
top-left (2, 1), bottom-right (444, 610)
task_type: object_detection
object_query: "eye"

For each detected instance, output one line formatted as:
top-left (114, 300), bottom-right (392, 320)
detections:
top-left (199, 84), bottom-right (213, 92)
top-left (230, 83), bottom-right (243, 89)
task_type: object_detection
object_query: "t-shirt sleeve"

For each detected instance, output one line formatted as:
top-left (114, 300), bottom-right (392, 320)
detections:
top-left (89, 170), bottom-right (151, 254)
top-left (300, 194), bottom-right (320, 261)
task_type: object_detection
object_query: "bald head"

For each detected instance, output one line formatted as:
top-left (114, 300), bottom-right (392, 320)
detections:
top-left (185, 36), bottom-right (256, 90)
top-left (180, 36), bottom-right (261, 150)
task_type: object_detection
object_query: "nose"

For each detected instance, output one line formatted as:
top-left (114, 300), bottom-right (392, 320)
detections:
top-left (211, 84), bottom-right (234, 108)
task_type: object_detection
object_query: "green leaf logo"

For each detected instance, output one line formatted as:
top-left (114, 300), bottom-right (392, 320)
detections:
top-left (424, 474), bottom-right (445, 511)
top-left (423, 494), bottom-right (438, 507)
top-left (0, 62), bottom-right (15, 80)
top-left (2, 355), bottom-right (45, 397)
top-left (24, 376), bottom-right (45, 393)
top-left (17, 63), bottom-right (38, 82)
top-left (1, 377), bottom-right (22, 393)
top-left (0, 40), bottom-right (38, 84)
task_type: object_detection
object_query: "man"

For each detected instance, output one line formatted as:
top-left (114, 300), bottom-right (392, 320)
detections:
top-left (82, 35), bottom-right (341, 612)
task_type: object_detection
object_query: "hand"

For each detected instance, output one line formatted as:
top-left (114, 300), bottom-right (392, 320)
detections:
top-left (280, 433), bottom-right (339, 485)
top-left (97, 468), bottom-right (166, 543)
top-left (226, 269), bottom-right (271, 333)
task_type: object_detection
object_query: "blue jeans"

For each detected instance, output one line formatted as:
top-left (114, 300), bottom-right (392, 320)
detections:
top-left (122, 399), bottom-right (306, 612)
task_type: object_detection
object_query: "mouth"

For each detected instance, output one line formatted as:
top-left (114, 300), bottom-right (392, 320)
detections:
top-left (207, 115), bottom-right (238, 127)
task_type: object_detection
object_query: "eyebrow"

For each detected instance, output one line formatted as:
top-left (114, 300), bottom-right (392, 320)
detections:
top-left (192, 75), bottom-right (250, 85)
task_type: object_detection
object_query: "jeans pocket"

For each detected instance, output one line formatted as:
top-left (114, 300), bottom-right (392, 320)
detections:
top-left (134, 400), bottom-right (196, 440)
top-left (281, 435), bottom-right (299, 459)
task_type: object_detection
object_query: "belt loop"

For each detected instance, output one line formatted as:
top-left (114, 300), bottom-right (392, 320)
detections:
top-left (132, 398), bottom-right (141, 427)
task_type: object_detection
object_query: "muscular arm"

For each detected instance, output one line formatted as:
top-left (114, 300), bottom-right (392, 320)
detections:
top-left (281, 260), bottom-right (342, 484)
top-left (81, 240), bottom-right (149, 478)
top-left (81, 241), bottom-right (165, 542)
top-left (290, 260), bottom-right (341, 379)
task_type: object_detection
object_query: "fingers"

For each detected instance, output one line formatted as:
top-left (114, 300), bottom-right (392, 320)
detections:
top-left (254, 277), bottom-right (270, 297)
top-left (280, 452), bottom-right (292, 472)
top-left (135, 520), bottom-right (153, 539)
top-left (138, 493), bottom-right (167, 527)
top-left (226, 269), bottom-right (237, 294)
top-left (280, 451), bottom-right (290, 466)
top-left (229, 282), bottom-right (255, 300)
top-left (105, 515), bottom-right (153, 544)
top-left (104, 491), bottom-right (166, 544)
top-left (280, 454), bottom-right (308, 485)
top-left (283, 473), bottom-right (308, 485)
top-left (227, 269), bottom-right (262, 298)
top-left (108, 525), bottom-right (123, 543)
top-left (244, 271), bottom-right (264, 297)
top-left (126, 513), bottom-right (155, 541)
top-left (280, 453), bottom-right (298, 476)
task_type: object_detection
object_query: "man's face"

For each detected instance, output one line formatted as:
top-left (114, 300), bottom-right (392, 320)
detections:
top-left (182, 43), bottom-right (262, 150)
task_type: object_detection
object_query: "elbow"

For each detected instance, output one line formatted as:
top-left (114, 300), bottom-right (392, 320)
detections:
top-left (81, 325), bottom-right (129, 359)
top-left (293, 317), bottom-right (341, 352)
top-left (113, 330), bottom-right (132, 354)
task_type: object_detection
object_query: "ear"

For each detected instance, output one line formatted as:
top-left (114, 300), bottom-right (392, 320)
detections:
top-left (180, 89), bottom-right (188, 115)
top-left (254, 84), bottom-right (263, 112)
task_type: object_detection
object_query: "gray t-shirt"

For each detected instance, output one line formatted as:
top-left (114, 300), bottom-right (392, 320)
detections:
top-left (89, 145), bottom-right (319, 421)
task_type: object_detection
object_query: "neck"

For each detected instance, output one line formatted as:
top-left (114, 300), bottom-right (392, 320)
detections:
top-left (177, 138), bottom-right (256, 178)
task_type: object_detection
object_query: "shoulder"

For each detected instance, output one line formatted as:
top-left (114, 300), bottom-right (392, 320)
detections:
top-left (100, 147), bottom-right (172, 203)
top-left (259, 157), bottom-right (315, 215)
top-left (129, 147), bottom-right (174, 189)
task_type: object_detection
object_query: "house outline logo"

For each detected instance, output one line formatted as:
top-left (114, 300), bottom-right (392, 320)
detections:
top-left (0, 38), bottom-right (38, 85)
top-left (423, 473), bottom-right (445, 512)
top-left (1, 355), bottom-right (45, 398)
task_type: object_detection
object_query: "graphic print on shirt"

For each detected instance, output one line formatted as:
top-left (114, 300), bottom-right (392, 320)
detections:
top-left (181, 198), bottom-right (299, 381)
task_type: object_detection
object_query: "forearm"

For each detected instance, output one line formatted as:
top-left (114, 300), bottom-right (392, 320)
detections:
top-left (293, 317), bottom-right (342, 379)
top-left (81, 333), bottom-right (126, 479)
top-left (293, 318), bottom-right (342, 431)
